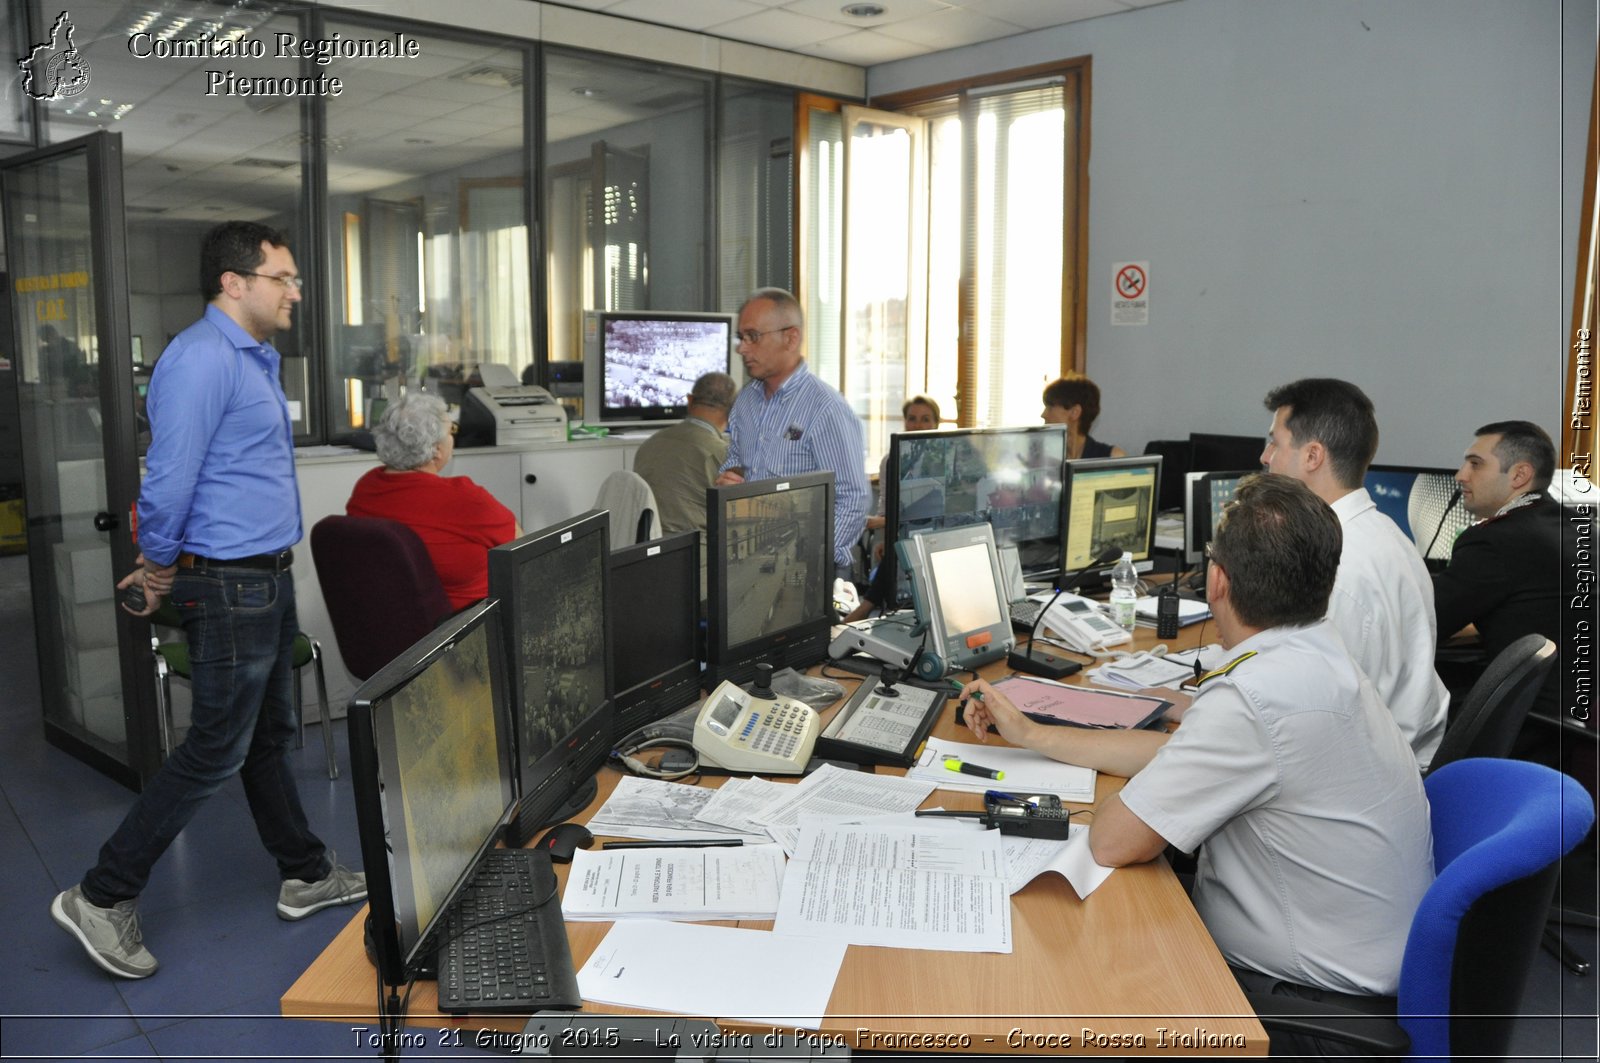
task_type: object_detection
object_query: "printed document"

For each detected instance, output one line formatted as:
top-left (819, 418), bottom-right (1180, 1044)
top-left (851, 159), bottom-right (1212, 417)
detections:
top-left (561, 843), bottom-right (786, 921)
top-left (773, 821), bottom-right (1011, 952)
top-left (584, 776), bottom-right (769, 843)
top-left (752, 762), bottom-right (935, 832)
top-left (578, 921), bottom-right (845, 1029)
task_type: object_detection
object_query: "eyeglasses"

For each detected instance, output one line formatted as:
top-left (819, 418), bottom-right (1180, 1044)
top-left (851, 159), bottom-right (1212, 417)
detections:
top-left (735, 325), bottom-right (795, 346)
top-left (231, 269), bottom-right (304, 291)
top-left (447, 421), bottom-right (459, 436)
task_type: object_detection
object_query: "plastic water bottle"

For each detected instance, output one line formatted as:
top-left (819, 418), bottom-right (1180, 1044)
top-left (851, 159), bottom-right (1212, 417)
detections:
top-left (1109, 551), bottom-right (1139, 632)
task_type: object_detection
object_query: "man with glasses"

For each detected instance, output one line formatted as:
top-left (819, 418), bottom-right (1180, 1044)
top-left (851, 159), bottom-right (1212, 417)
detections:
top-left (52, 221), bottom-right (365, 980)
top-left (715, 287), bottom-right (869, 575)
top-left (960, 475), bottom-right (1431, 1049)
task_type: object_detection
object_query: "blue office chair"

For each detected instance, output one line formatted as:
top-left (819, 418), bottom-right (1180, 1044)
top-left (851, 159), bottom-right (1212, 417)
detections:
top-left (1250, 758), bottom-right (1594, 1059)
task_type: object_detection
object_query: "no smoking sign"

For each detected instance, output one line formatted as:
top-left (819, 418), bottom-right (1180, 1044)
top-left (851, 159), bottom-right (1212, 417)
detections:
top-left (1111, 260), bottom-right (1149, 326)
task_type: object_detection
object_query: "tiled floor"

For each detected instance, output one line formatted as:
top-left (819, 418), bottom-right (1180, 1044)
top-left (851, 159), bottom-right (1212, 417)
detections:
top-left (0, 553), bottom-right (1596, 1060)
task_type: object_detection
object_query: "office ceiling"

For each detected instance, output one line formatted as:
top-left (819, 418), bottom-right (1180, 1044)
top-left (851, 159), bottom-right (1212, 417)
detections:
top-left (33, 0), bottom-right (1176, 222)
top-left (552, 0), bottom-right (1178, 66)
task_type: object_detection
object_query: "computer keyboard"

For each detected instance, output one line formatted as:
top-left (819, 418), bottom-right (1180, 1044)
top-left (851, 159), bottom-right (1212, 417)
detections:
top-left (435, 848), bottom-right (581, 1014)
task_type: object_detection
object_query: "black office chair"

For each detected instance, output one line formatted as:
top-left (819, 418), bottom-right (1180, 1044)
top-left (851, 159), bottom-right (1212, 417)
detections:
top-left (1425, 633), bottom-right (1556, 776)
top-left (1529, 709), bottom-right (1599, 975)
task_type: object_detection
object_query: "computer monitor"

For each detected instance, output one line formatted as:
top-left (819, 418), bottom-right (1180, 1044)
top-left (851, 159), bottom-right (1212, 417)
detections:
top-left (706, 471), bottom-right (835, 687)
top-left (347, 599), bottom-right (516, 988)
top-left (488, 510), bottom-right (615, 848)
top-left (1190, 432), bottom-right (1264, 473)
top-left (899, 523), bottom-right (1014, 677)
top-left (1062, 455), bottom-right (1162, 578)
top-left (1365, 464), bottom-right (1471, 566)
top-left (884, 424), bottom-right (1067, 602)
top-left (1183, 469), bottom-right (1254, 566)
top-left (597, 310), bottom-right (734, 424)
top-left (608, 530), bottom-right (702, 737)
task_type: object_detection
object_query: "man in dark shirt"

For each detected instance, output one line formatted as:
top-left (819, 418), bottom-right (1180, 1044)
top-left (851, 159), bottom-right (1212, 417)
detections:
top-left (1433, 420), bottom-right (1567, 717)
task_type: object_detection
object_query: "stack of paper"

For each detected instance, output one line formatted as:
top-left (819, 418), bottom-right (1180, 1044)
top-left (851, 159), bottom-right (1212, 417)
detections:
top-left (1088, 651), bottom-right (1195, 690)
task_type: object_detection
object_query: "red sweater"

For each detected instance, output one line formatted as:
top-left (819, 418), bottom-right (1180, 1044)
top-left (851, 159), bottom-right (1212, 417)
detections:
top-left (346, 467), bottom-right (517, 611)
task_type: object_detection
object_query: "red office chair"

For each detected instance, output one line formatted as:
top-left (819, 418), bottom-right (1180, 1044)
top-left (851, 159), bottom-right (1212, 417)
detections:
top-left (309, 515), bottom-right (453, 682)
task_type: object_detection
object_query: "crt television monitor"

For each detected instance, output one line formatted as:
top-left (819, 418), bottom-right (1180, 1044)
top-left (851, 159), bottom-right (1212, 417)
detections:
top-left (706, 471), bottom-right (835, 688)
top-left (347, 599), bottom-right (515, 988)
top-left (885, 424), bottom-right (1067, 600)
top-left (488, 510), bottom-right (615, 848)
top-left (1365, 464), bottom-right (1471, 567)
top-left (1183, 469), bottom-right (1254, 566)
top-left (608, 530), bottom-right (703, 737)
top-left (1062, 455), bottom-right (1163, 576)
top-left (597, 311), bottom-right (734, 423)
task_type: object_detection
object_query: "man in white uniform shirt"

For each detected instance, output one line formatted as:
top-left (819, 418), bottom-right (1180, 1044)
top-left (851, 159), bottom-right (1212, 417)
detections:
top-left (1260, 377), bottom-right (1448, 768)
top-left (960, 474), bottom-right (1433, 1055)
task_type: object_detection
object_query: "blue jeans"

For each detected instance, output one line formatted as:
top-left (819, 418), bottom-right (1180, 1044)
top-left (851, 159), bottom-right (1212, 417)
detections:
top-left (82, 566), bottom-right (328, 906)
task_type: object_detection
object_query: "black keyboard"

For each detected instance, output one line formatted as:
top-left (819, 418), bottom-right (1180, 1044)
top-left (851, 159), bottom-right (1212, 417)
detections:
top-left (435, 848), bottom-right (581, 1014)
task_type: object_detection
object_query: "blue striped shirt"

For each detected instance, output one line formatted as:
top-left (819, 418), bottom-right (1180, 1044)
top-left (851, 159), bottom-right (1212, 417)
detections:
top-left (138, 305), bottom-right (302, 565)
top-left (720, 361), bottom-right (868, 567)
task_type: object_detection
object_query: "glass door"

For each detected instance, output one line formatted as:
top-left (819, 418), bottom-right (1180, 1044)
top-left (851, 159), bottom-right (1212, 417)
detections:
top-left (2, 131), bottom-right (157, 788)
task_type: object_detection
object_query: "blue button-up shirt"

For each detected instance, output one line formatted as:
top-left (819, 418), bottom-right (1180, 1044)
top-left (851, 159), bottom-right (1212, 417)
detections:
top-left (720, 361), bottom-right (868, 567)
top-left (137, 305), bottom-right (301, 565)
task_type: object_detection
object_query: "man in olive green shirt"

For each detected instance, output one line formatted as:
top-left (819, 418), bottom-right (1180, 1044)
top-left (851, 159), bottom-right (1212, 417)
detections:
top-left (633, 372), bottom-right (736, 592)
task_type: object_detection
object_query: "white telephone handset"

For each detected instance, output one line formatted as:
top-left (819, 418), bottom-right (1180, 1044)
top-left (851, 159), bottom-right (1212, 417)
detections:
top-left (1041, 594), bottom-right (1132, 654)
top-left (692, 680), bottom-right (819, 775)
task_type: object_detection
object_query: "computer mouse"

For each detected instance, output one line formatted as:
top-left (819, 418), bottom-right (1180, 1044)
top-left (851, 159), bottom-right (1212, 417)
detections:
top-left (533, 822), bottom-right (594, 863)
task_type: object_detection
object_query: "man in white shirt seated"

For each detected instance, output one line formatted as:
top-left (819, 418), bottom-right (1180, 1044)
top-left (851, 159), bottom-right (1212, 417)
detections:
top-left (961, 474), bottom-right (1433, 1054)
top-left (1259, 376), bottom-right (1449, 768)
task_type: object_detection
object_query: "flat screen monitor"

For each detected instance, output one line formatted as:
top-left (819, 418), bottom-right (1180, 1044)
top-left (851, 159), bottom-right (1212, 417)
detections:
top-left (1365, 464), bottom-right (1471, 566)
top-left (347, 599), bottom-right (515, 988)
top-left (1183, 469), bottom-right (1254, 566)
top-left (706, 471), bottom-right (835, 687)
top-left (884, 424), bottom-right (1067, 601)
top-left (608, 530), bottom-right (702, 737)
top-left (1190, 432), bottom-right (1264, 474)
top-left (488, 510), bottom-right (615, 847)
top-left (598, 311), bottom-right (734, 423)
top-left (1062, 455), bottom-right (1162, 576)
top-left (900, 523), bottom-right (1013, 674)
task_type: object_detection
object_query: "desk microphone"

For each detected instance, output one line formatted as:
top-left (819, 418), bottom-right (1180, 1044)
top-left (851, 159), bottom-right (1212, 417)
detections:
top-left (1420, 486), bottom-right (1462, 563)
top-left (1008, 545), bottom-right (1121, 679)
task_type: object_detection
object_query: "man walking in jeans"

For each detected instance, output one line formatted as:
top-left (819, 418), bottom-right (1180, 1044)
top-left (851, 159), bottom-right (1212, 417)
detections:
top-left (51, 221), bottom-right (364, 978)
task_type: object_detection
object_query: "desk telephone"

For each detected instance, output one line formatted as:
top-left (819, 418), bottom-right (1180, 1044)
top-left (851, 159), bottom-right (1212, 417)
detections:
top-left (692, 677), bottom-right (819, 774)
top-left (1041, 594), bottom-right (1131, 654)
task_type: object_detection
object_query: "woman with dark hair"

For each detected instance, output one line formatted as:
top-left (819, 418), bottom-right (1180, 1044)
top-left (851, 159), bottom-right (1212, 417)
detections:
top-left (1042, 375), bottom-right (1126, 460)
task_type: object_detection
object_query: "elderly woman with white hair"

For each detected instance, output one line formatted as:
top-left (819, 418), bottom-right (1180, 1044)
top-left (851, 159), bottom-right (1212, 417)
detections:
top-left (346, 391), bottom-right (520, 610)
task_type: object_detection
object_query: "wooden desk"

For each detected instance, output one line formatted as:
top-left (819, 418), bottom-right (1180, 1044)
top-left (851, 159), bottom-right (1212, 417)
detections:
top-left (283, 620), bottom-right (1265, 1056)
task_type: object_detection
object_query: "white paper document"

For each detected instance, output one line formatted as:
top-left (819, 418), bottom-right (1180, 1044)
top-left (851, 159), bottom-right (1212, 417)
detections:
top-left (907, 736), bottom-right (1096, 803)
top-left (773, 821), bottom-right (1012, 952)
top-left (561, 843), bottom-right (786, 921)
top-left (752, 763), bottom-right (935, 832)
top-left (578, 920), bottom-right (845, 1029)
top-left (999, 824), bottom-right (1116, 899)
top-left (1088, 651), bottom-right (1195, 690)
top-left (691, 776), bottom-right (792, 834)
top-left (583, 776), bottom-right (769, 843)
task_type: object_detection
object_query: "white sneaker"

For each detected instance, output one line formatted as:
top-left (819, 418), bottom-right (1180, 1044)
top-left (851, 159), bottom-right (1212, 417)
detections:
top-left (51, 885), bottom-right (158, 979)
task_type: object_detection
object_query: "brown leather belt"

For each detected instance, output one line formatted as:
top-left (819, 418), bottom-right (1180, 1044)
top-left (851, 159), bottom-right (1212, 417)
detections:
top-left (177, 549), bottom-right (294, 573)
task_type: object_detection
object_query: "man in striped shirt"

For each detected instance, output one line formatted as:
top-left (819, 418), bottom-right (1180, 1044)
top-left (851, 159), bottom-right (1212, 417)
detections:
top-left (715, 287), bottom-right (869, 574)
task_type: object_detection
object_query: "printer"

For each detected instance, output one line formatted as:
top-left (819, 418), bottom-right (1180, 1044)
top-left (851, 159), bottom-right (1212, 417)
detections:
top-left (459, 383), bottom-right (567, 446)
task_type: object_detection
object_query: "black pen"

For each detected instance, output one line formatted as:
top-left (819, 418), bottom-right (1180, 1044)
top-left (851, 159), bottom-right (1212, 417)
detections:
top-left (602, 839), bottom-right (744, 850)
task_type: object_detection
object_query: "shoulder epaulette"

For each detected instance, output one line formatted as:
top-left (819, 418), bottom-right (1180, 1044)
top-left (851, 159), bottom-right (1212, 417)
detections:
top-left (1196, 650), bottom-right (1257, 686)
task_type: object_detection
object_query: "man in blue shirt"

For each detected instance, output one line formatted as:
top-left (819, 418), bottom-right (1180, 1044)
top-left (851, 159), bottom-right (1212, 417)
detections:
top-left (51, 222), bottom-right (365, 980)
top-left (715, 287), bottom-right (869, 573)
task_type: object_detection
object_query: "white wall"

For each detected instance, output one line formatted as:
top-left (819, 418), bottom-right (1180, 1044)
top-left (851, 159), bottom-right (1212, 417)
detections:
top-left (871, 0), bottom-right (1589, 468)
